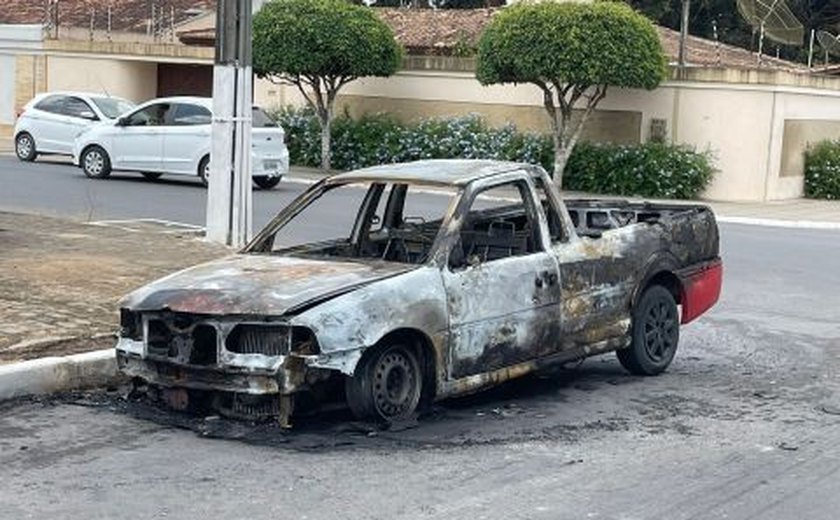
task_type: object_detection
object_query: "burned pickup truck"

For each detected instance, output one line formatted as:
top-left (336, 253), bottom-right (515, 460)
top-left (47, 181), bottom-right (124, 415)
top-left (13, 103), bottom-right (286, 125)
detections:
top-left (116, 160), bottom-right (722, 425)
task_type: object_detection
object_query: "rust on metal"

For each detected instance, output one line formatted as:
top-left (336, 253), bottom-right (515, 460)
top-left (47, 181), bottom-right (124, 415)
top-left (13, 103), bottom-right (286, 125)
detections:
top-left (114, 160), bottom-right (721, 423)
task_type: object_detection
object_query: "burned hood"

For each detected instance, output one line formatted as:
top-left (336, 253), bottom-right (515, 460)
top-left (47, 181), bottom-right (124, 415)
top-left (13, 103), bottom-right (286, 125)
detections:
top-left (121, 254), bottom-right (414, 316)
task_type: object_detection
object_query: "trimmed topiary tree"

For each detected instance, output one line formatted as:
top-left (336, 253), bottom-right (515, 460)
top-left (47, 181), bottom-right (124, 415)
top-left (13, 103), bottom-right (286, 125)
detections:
top-left (476, 1), bottom-right (667, 188)
top-left (253, 0), bottom-right (402, 170)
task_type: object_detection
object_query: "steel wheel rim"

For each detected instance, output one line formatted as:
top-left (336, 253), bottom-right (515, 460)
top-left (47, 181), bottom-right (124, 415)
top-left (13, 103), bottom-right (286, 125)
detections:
top-left (203, 162), bottom-right (210, 180)
top-left (84, 150), bottom-right (104, 176)
top-left (16, 135), bottom-right (32, 158)
top-left (643, 300), bottom-right (677, 362)
top-left (372, 350), bottom-right (417, 419)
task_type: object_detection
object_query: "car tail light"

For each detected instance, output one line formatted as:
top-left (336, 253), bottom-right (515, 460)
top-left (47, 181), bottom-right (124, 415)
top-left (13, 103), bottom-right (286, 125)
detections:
top-left (680, 259), bottom-right (722, 324)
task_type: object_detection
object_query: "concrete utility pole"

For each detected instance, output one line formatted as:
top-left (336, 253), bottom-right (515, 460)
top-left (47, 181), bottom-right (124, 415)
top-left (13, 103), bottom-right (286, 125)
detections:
top-left (206, 0), bottom-right (253, 247)
top-left (678, 0), bottom-right (690, 68)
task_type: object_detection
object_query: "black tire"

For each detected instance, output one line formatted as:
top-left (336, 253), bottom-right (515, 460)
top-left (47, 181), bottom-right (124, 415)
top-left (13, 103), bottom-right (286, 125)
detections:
top-left (142, 172), bottom-right (163, 181)
top-left (81, 145), bottom-right (111, 178)
top-left (617, 285), bottom-right (680, 376)
top-left (198, 155), bottom-right (210, 187)
top-left (346, 342), bottom-right (423, 423)
top-left (15, 132), bottom-right (37, 162)
top-left (253, 176), bottom-right (282, 190)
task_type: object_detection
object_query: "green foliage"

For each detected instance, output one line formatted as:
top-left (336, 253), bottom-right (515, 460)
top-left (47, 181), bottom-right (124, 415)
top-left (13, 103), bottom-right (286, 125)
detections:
top-left (476, 1), bottom-right (667, 90)
top-left (564, 142), bottom-right (715, 199)
top-left (804, 140), bottom-right (840, 200)
top-left (272, 107), bottom-right (714, 199)
top-left (253, 0), bottom-right (402, 82)
top-left (272, 107), bottom-right (553, 171)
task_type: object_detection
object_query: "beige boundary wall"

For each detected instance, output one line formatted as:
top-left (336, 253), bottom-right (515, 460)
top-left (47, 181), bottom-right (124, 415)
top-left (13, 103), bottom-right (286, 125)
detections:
top-left (256, 61), bottom-right (840, 202)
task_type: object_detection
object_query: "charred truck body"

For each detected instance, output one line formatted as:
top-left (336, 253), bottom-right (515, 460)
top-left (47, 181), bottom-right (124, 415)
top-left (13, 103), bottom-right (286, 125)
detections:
top-left (116, 160), bottom-right (722, 425)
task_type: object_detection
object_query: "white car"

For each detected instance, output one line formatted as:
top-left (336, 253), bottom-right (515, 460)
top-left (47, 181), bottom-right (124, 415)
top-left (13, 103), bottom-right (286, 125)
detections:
top-left (14, 91), bottom-right (135, 161)
top-left (72, 96), bottom-right (289, 190)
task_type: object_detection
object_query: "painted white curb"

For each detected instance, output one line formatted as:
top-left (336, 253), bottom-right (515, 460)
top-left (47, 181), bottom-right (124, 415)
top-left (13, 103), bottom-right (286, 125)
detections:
top-left (717, 216), bottom-right (840, 230)
top-left (0, 349), bottom-right (119, 401)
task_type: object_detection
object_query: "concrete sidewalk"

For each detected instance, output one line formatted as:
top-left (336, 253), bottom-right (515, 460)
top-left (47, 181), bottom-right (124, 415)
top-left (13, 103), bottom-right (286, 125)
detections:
top-left (0, 212), bottom-right (230, 364)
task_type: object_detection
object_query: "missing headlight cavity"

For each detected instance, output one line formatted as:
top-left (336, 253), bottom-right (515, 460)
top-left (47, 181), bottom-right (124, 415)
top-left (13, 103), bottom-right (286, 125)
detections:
top-left (226, 324), bottom-right (290, 356)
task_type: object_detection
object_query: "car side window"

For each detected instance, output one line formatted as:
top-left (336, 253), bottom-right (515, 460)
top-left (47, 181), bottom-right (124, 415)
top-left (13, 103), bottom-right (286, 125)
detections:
top-left (62, 97), bottom-right (97, 120)
top-left (171, 103), bottom-right (211, 126)
top-left (125, 103), bottom-right (172, 127)
top-left (450, 181), bottom-right (541, 268)
top-left (533, 177), bottom-right (566, 242)
top-left (34, 95), bottom-right (66, 114)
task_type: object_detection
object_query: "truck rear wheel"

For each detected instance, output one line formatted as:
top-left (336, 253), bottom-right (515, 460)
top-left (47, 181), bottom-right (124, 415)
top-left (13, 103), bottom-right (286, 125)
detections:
top-left (618, 285), bottom-right (679, 376)
top-left (345, 342), bottom-right (422, 423)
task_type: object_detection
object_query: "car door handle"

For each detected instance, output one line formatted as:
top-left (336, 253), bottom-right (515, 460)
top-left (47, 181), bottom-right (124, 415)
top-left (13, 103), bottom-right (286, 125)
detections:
top-left (535, 270), bottom-right (558, 288)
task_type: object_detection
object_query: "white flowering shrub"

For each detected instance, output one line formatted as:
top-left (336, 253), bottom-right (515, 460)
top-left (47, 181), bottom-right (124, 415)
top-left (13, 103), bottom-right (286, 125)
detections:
top-left (272, 107), bottom-right (553, 171)
top-left (564, 142), bottom-right (715, 199)
top-left (804, 140), bottom-right (840, 200)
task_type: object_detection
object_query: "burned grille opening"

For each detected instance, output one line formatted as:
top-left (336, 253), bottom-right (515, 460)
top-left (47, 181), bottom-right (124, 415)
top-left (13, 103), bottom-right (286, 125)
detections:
top-left (120, 309), bottom-right (142, 340)
top-left (226, 325), bottom-right (289, 356)
top-left (189, 324), bottom-right (218, 365)
top-left (145, 316), bottom-right (218, 366)
top-left (147, 319), bottom-right (172, 358)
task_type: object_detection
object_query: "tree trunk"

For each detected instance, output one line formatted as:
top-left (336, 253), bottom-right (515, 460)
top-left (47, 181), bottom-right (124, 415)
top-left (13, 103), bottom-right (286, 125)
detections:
top-left (319, 110), bottom-right (331, 171)
top-left (552, 132), bottom-right (566, 190)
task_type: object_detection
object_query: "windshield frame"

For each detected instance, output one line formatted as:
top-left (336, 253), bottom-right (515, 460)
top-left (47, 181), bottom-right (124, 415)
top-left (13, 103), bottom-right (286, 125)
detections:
top-left (243, 178), bottom-right (465, 267)
top-left (90, 96), bottom-right (135, 119)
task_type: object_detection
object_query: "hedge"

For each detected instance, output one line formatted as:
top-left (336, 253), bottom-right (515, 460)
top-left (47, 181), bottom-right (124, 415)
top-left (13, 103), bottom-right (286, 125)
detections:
top-left (272, 107), bottom-right (715, 199)
top-left (804, 140), bottom-right (840, 200)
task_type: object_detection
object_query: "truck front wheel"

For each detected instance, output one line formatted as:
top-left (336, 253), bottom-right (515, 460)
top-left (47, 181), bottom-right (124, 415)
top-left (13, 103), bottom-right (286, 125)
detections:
top-left (345, 342), bottom-right (422, 423)
top-left (618, 285), bottom-right (680, 376)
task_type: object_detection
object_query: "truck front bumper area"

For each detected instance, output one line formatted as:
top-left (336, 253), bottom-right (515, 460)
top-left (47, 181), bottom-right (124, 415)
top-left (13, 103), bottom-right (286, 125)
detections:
top-left (116, 350), bottom-right (321, 426)
top-left (117, 350), bottom-right (282, 395)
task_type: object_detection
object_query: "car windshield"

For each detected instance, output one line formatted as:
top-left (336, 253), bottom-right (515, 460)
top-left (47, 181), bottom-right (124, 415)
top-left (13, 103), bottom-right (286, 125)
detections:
top-left (91, 97), bottom-right (135, 119)
top-left (252, 107), bottom-right (278, 128)
top-left (248, 181), bottom-right (459, 265)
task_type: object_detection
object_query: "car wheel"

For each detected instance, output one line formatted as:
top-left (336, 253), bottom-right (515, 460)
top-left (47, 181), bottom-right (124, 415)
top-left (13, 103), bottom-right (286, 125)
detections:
top-left (345, 342), bottom-right (422, 423)
top-left (198, 155), bottom-right (210, 187)
top-left (142, 172), bottom-right (163, 181)
top-left (253, 176), bottom-right (282, 190)
top-left (617, 285), bottom-right (680, 376)
top-left (15, 132), bottom-right (37, 162)
top-left (81, 145), bottom-right (112, 178)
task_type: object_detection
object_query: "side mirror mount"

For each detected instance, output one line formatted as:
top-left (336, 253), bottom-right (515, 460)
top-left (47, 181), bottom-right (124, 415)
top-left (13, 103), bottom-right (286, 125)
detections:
top-left (80, 110), bottom-right (98, 121)
top-left (115, 116), bottom-right (128, 127)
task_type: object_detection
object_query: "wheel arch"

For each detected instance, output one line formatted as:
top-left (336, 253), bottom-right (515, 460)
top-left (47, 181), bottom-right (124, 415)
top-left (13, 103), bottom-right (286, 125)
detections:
top-left (80, 142), bottom-right (110, 162)
top-left (361, 327), bottom-right (438, 405)
top-left (632, 252), bottom-right (683, 308)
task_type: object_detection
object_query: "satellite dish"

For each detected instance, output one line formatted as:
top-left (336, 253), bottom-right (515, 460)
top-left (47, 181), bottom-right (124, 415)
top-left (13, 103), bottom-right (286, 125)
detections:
top-left (817, 30), bottom-right (840, 56)
top-left (736, 0), bottom-right (804, 46)
top-left (736, 0), bottom-right (804, 64)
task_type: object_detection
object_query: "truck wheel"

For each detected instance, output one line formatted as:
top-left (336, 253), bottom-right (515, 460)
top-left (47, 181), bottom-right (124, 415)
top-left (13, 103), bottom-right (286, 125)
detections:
top-left (15, 132), bottom-right (37, 161)
top-left (617, 285), bottom-right (679, 376)
top-left (345, 342), bottom-right (422, 423)
top-left (81, 145), bottom-right (111, 178)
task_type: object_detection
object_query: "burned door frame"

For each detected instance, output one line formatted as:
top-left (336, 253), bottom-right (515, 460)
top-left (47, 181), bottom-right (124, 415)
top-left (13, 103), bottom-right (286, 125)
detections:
top-left (439, 171), bottom-right (562, 380)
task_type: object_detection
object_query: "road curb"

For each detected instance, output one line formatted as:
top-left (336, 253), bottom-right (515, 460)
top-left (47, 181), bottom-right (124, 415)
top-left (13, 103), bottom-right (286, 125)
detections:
top-left (716, 216), bottom-right (840, 230)
top-left (0, 349), bottom-right (121, 401)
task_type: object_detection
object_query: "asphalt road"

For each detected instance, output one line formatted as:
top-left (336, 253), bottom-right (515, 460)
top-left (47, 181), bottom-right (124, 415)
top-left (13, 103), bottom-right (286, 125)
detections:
top-left (2, 154), bottom-right (840, 519)
top-left (0, 154), bottom-right (311, 229)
